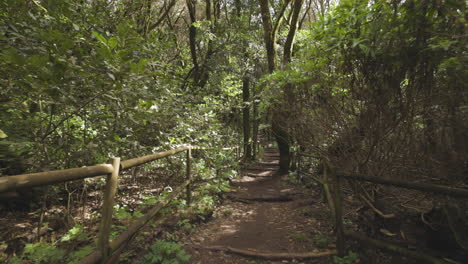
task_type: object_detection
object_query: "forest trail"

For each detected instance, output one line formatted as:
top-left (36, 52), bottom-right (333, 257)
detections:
top-left (182, 148), bottom-right (336, 264)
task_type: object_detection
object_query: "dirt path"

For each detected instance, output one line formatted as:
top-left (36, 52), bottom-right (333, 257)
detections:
top-left (183, 148), bottom-right (336, 264)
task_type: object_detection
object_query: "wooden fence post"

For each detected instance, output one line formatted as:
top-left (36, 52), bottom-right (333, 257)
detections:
top-left (329, 163), bottom-right (345, 257)
top-left (98, 157), bottom-right (120, 263)
top-left (186, 148), bottom-right (192, 205)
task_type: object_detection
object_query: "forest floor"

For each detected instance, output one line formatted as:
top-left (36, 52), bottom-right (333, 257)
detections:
top-left (0, 148), bottom-right (337, 264)
top-left (181, 148), bottom-right (337, 264)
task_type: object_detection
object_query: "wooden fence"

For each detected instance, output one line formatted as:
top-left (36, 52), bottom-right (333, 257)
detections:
top-left (297, 153), bottom-right (468, 264)
top-left (0, 145), bottom-right (239, 264)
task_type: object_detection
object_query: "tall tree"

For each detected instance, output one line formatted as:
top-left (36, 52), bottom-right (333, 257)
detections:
top-left (242, 76), bottom-right (252, 159)
top-left (186, 0), bottom-right (200, 86)
top-left (258, 0), bottom-right (301, 172)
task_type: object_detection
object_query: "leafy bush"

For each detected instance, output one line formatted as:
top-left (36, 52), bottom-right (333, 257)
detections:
top-left (333, 251), bottom-right (359, 264)
top-left (313, 232), bottom-right (332, 248)
top-left (8, 224), bottom-right (96, 264)
top-left (141, 240), bottom-right (190, 264)
top-left (67, 246), bottom-right (94, 264)
top-left (60, 225), bottom-right (89, 242)
top-left (8, 242), bottom-right (64, 264)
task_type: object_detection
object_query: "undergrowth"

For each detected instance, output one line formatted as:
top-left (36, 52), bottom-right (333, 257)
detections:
top-left (7, 225), bottom-right (95, 264)
top-left (141, 240), bottom-right (190, 264)
top-left (333, 251), bottom-right (359, 264)
top-left (5, 150), bottom-right (237, 264)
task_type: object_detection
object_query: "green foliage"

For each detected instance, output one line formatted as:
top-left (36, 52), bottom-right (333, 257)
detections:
top-left (0, 129), bottom-right (7, 139)
top-left (222, 209), bottom-right (233, 216)
top-left (193, 194), bottom-right (216, 215)
top-left (67, 246), bottom-right (94, 264)
top-left (313, 232), bottom-right (332, 248)
top-left (198, 180), bottom-right (230, 195)
top-left (142, 195), bottom-right (161, 206)
top-left (187, 149), bottom-right (238, 216)
top-left (7, 223), bottom-right (96, 264)
top-left (141, 240), bottom-right (190, 264)
top-left (287, 171), bottom-right (301, 185)
top-left (110, 224), bottom-right (128, 241)
top-left (262, 0), bottom-right (467, 186)
top-left (0, 0), bottom-right (242, 176)
top-left (8, 242), bottom-right (95, 264)
top-left (176, 219), bottom-right (194, 233)
top-left (333, 251), bottom-right (359, 264)
top-left (114, 205), bottom-right (134, 220)
top-left (8, 242), bottom-right (64, 264)
top-left (289, 232), bottom-right (311, 242)
top-left (60, 225), bottom-right (89, 242)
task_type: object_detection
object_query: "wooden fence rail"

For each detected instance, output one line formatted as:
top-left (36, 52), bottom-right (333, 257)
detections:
top-left (297, 153), bottom-right (467, 264)
top-left (120, 147), bottom-right (190, 169)
top-left (0, 164), bottom-right (114, 193)
top-left (0, 145), bottom-right (239, 264)
top-left (339, 174), bottom-right (468, 198)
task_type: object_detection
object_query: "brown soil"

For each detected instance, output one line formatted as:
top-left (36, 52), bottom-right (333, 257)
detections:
top-left (182, 149), bottom-right (336, 264)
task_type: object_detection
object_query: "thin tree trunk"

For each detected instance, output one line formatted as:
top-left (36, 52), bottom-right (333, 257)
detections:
top-left (259, 0), bottom-right (293, 172)
top-left (146, 0), bottom-right (176, 33)
top-left (186, 0), bottom-right (199, 84)
top-left (272, 117), bottom-right (290, 172)
top-left (274, 0), bottom-right (303, 172)
top-left (258, 0), bottom-right (276, 73)
top-left (283, 0), bottom-right (303, 65)
top-left (242, 77), bottom-right (252, 160)
top-left (252, 95), bottom-right (259, 160)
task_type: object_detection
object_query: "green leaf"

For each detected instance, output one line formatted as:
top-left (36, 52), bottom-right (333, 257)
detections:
top-left (68, 246), bottom-right (94, 264)
top-left (108, 37), bottom-right (118, 49)
top-left (92, 31), bottom-right (108, 46)
top-left (2, 48), bottom-right (25, 65)
top-left (0, 130), bottom-right (7, 139)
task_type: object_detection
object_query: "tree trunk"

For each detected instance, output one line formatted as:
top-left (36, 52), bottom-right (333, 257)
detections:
top-left (197, 0), bottom-right (215, 88)
top-left (186, 0), bottom-right (199, 84)
top-left (272, 113), bottom-right (290, 172)
top-left (258, 0), bottom-right (276, 73)
top-left (275, 0), bottom-right (303, 172)
top-left (283, 0), bottom-right (303, 65)
top-left (259, 0), bottom-right (292, 172)
top-left (242, 77), bottom-right (252, 160)
top-left (252, 95), bottom-right (259, 160)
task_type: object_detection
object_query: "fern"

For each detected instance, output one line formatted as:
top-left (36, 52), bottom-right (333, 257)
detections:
top-left (141, 240), bottom-right (190, 264)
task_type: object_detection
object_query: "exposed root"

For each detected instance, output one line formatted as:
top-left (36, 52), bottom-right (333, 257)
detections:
top-left (243, 168), bottom-right (278, 171)
top-left (360, 194), bottom-right (395, 219)
top-left (245, 173), bottom-right (273, 178)
top-left (194, 245), bottom-right (336, 260)
top-left (345, 231), bottom-right (451, 264)
top-left (228, 195), bottom-right (293, 203)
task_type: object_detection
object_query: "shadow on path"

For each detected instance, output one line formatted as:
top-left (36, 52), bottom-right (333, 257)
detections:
top-left (184, 148), bottom-right (336, 264)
